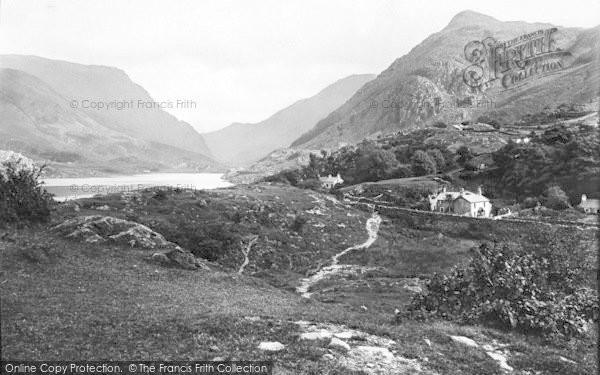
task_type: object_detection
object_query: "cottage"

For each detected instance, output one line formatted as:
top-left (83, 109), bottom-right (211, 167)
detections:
top-left (429, 187), bottom-right (492, 217)
top-left (319, 173), bottom-right (344, 189)
top-left (578, 194), bottom-right (600, 214)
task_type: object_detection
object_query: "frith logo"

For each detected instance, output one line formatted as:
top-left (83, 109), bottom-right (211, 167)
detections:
top-left (463, 28), bottom-right (571, 90)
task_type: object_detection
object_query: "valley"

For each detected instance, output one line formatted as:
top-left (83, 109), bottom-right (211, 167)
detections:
top-left (1, 182), bottom-right (597, 374)
top-left (1, 6), bottom-right (598, 374)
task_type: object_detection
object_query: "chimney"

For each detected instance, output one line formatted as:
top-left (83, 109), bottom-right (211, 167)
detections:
top-left (460, 187), bottom-right (465, 195)
top-left (442, 186), bottom-right (447, 193)
top-left (477, 186), bottom-right (483, 195)
top-left (581, 194), bottom-right (587, 202)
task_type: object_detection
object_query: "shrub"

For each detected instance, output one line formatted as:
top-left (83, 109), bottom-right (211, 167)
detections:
top-left (0, 162), bottom-right (53, 225)
top-left (432, 121), bottom-right (447, 128)
top-left (403, 242), bottom-right (598, 338)
top-left (542, 185), bottom-right (571, 210)
top-left (410, 150), bottom-right (437, 176)
top-left (290, 215), bottom-right (308, 233)
top-left (522, 197), bottom-right (540, 209)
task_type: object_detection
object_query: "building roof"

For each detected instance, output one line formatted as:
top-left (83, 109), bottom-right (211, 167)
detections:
top-left (435, 190), bottom-right (489, 203)
top-left (456, 192), bottom-right (490, 203)
top-left (579, 199), bottom-right (600, 209)
top-left (319, 174), bottom-right (343, 184)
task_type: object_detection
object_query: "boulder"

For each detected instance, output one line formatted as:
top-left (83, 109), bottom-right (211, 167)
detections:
top-left (258, 342), bottom-right (285, 352)
top-left (449, 335), bottom-right (478, 348)
top-left (53, 215), bottom-right (209, 271)
top-left (299, 330), bottom-right (333, 341)
top-left (165, 247), bottom-right (209, 270)
top-left (350, 346), bottom-right (394, 359)
top-left (328, 337), bottom-right (351, 353)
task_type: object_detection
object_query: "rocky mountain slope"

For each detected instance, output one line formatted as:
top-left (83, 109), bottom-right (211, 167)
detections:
top-left (292, 11), bottom-right (600, 149)
top-left (204, 74), bottom-right (375, 165)
top-left (0, 56), bottom-right (218, 176)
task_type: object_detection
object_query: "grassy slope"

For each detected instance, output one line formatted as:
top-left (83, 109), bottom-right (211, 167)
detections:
top-left (1, 184), bottom-right (597, 374)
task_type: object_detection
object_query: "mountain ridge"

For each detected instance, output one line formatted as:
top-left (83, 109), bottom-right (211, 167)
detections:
top-left (291, 13), bottom-right (599, 149)
top-left (203, 74), bottom-right (375, 165)
top-left (0, 55), bottom-right (212, 157)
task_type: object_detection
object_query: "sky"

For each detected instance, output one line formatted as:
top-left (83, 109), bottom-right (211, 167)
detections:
top-left (0, 0), bottom-right (598, 133)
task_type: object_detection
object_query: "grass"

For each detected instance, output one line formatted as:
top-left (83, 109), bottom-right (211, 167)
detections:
top-left (1, 183), bottom-right (597, 374)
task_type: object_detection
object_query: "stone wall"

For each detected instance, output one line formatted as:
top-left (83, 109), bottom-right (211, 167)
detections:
top-left (370, 204), bottom-right (598, 246)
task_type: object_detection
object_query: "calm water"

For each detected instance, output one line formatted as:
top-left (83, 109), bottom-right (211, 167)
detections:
top-left (42, 173), bottom-right (233, 201)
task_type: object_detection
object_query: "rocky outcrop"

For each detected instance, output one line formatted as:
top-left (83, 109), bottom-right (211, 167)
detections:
top-left (51, 215), bottom-right (208, 270)
top-left (295, 320), bottom-right (426, 374)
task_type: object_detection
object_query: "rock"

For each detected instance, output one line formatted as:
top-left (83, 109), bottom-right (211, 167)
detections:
top-left (66, 227), bottom-right (106, 244)
top-left (486, 351), bottom-right (513, 372)
top-left (300, 330), bottom-right (333, 341)
top-left (559, 356), bottom-right (577, 365)
top-left (165, 246), bottom-right (209, 270)
top-left (360, 305), bottom-right (368, 311)
top-left (53, 216), bottom-right (170, 249)
top-left (333, 331), bottom-right (354, 340)
top-left (424, 338), bottom-right (432, 347)
top-left (449, 335), bottom-right (479, 348)
top-left (212, 357), bottom-right (225, 361)
top-left (109, 224), bottom-right (170, 249)
top-left (322, 354), bottom-right (334, 360)
top-left (94, 205), bottom-right (111, 211)
top-left (258, 342), bottom-right (285, 352)
top-left (328, 337), bottom-right (351, 353)
top-left (151, 252), bottom-right (171, 265)
top-left (351, 346), bottom-right (394, 360)
top-left (209, 345), bottom-right (220, 352)
top-left (53, 215), bottom-right (208, 270)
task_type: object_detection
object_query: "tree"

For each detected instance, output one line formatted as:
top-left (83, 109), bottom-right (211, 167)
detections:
top-left (426, 149), bottom-right (446, 171)
top-left (410, 150), bottom-right (437, 176)
top-left (456, 146), bottom-right (474, 165)
top-left (355, 147), bottom-right (398, 182)
top-left (543, 185), bottom-right (571, 210)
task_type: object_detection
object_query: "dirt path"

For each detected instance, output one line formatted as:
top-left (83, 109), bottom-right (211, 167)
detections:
top-left (296, 212), bottom-right (382, 298)
top-left (238, 236), bottom-right (258, 274)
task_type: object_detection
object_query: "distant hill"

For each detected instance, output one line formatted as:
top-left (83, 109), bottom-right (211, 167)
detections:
top-left (0, 67), bottom-right (218, 176)
top-left (203, 74), bottom-right (375, 165)
top-left (0, 56), bottom-right (218, 176)
top-left (291, 11), bottom-right (600, 149)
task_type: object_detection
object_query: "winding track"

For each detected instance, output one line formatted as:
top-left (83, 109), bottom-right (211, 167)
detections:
top-left (296, 212), bottom-right (382, 298)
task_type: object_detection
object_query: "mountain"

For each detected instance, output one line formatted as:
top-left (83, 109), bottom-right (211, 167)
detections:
top-left (203, 74), bottom-right (375, 165)
top-left (0, 56), bottom-right (218, 176)
top-left (291, 11), bottom-right (600, 149)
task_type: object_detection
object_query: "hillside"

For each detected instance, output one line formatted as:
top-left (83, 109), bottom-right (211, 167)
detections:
top-left (291, 11), bottom-right (600, 149)
top-left (204, 74), bottom-right (375, 165)
top-left (1, 183), bottom-right (596, 373)
top-left (0, 57), bottom-right (219, 176)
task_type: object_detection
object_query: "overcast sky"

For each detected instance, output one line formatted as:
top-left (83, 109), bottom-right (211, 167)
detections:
top-left (1, 0), bottom-right (598, 132)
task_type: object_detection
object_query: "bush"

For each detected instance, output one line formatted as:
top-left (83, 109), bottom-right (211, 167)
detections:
top-left (410, 150), bottom-right (437, 176)
top-left (522, 197), bottom-right (540, 209)
top-left (0, 162), bottom-right (53, 225)
top-left (542, 185), bottom-right (571, 210)
top-left (403, 242), bottom-right (598, 338)
top-left (432, 121), bottom-right (447, 128)
top-left (290, 215), bottom-right (308, 233)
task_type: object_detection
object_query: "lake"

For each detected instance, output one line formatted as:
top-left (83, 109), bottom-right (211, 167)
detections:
top-left (42, 173), bottom-right (233, 201)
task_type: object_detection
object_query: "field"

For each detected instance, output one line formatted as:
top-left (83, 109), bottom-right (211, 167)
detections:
top-left (1, 183), bottom-right (597, 374)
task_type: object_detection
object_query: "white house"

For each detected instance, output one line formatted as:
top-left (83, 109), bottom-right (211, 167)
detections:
top-left (429, 187), bottom-right (492, 217)
top-left (319, 173), bottom-right (344, 189)
top-left (578, 194), bottom-right (600, 214)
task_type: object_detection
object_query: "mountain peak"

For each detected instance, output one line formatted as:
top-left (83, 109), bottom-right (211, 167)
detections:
top-left (445, 10), bottom-right (499, 29)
